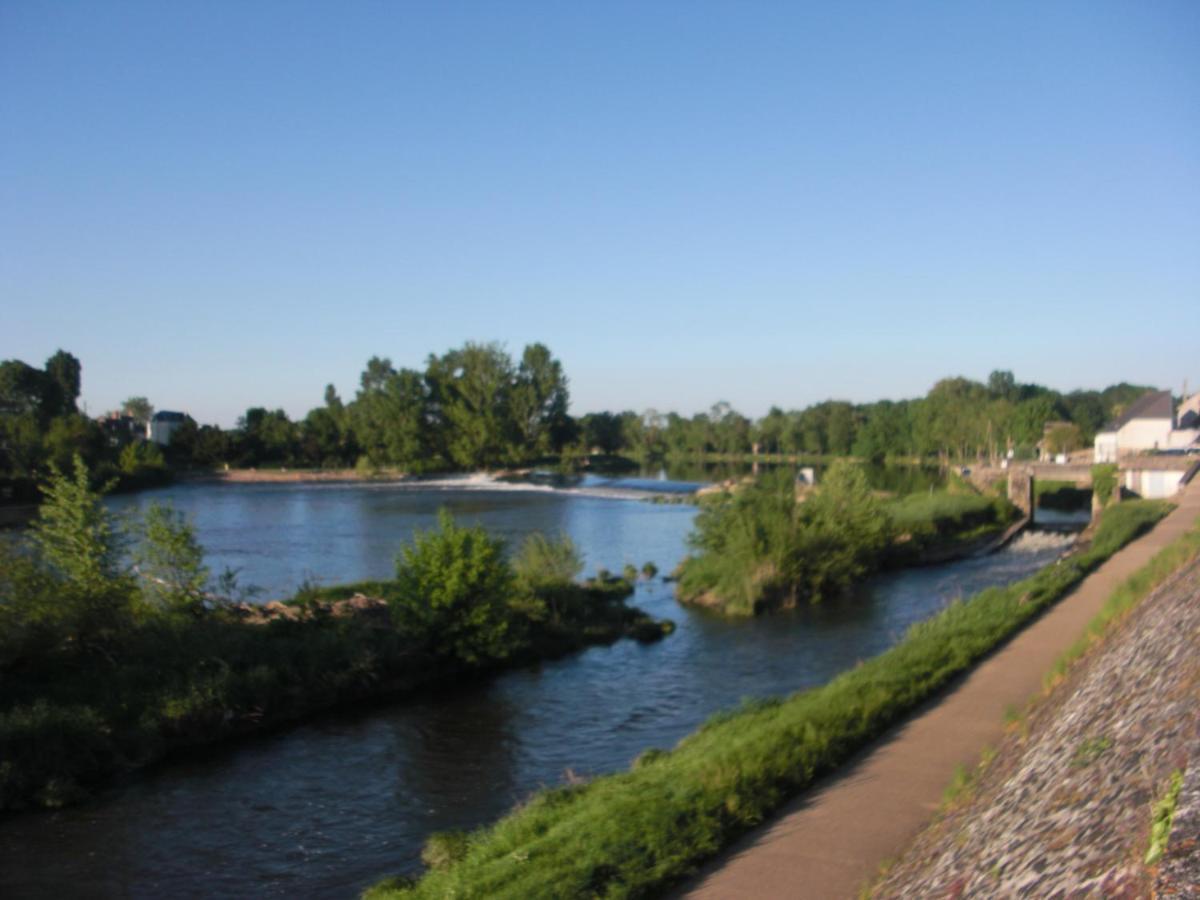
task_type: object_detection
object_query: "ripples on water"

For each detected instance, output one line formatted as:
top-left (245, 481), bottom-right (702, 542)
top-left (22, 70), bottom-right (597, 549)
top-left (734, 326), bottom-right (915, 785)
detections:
top-left (0, 482), bottom-right (1075, 899)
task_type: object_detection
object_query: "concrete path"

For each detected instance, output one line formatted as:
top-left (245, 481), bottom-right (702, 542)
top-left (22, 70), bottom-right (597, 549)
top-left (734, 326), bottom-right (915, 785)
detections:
top-left (682, 482), bottom-right (1200, 900)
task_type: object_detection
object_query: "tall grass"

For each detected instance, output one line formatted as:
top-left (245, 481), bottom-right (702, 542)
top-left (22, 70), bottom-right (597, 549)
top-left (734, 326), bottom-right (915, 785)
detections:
top-left (885, 491), bottom-right (1012, 535)
top-left (369, 500), bottom-right (1170, 899)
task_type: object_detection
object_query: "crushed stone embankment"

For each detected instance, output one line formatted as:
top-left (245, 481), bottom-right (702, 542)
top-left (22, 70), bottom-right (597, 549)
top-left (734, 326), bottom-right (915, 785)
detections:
top-left (874, 555), bottom-right (1200, 898)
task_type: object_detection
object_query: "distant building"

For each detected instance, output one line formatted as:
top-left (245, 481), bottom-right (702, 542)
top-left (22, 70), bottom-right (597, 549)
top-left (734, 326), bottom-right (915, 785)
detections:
top-left (1121, 455), bottom-right (1199, 500)
top-left (1093, 390), bottom-right (1182, 462)
top-left (148, 411), bottom-right (187, 446)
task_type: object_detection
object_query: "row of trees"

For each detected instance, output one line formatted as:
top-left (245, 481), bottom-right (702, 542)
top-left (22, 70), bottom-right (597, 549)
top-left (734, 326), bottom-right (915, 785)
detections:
top-left (1, 347), bottom-right (1156, 486)
top-left (168, 342), bottom-right (572, 471)
top-left (577, 372), bottom-right (1152, 464)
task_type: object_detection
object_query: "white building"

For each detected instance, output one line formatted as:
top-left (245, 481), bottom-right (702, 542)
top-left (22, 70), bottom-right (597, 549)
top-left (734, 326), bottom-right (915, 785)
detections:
top-left (148, 410), bottom-right (187, 446)
top-left (1093, 390), bottom-right (1198, 462)
top-left (1122, 457), bottom-right (1198, 499)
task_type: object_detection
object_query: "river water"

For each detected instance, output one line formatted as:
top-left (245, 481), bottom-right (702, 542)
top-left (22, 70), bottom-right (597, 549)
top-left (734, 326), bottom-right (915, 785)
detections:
top-left (0, 477), bottom-right (1074, 899)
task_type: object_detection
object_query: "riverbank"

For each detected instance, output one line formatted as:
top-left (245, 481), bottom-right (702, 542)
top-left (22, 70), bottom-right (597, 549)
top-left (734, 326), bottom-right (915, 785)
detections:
top-left (873, 526), bottom-right (1200, 897)
top-left (683, 486), bottom-right (1200, 900)
top-left (365, 499), bottom-right (1170, 898)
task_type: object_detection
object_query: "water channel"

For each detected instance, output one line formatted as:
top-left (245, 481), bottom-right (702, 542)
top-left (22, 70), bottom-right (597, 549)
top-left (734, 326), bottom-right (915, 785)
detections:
top-left (0, 475), bottom-right (1075, 898)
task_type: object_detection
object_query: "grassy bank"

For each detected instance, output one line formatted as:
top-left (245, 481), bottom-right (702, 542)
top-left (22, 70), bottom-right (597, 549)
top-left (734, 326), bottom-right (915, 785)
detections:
top-left (0, 465), bottom-right (672, 812)
top-left (676, 465), bottom-right (1016, 615)
top-left (368, 499), bottom-right (1170, 899)
top-left (884, 490), bottom-right (1016, 564)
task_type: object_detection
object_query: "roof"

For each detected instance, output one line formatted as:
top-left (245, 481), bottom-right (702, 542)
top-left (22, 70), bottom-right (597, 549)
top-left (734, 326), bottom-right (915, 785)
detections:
top-left (152, 411), bottom-right (187, 422)
top-left (1102, 390), bottom-right (1173, 431)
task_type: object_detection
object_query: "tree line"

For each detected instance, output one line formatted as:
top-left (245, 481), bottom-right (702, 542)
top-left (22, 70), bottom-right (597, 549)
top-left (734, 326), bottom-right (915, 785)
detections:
top-left (0, 344), bottom-right (1155, 490)
top-left (578, 371), bottom-right (1151, 463)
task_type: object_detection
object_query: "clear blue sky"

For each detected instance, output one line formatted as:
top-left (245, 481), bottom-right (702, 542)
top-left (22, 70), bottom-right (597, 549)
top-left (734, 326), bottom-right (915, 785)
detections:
top-left (2, 1), bottom-right (1197, 426)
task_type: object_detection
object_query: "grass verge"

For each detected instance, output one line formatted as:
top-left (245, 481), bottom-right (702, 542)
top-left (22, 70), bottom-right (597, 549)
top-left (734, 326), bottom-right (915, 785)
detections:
top-left (367, 499), bottom-right (1171, 899)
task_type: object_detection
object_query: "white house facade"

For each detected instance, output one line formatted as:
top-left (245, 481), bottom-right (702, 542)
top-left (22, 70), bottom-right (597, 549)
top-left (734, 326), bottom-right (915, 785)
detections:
top-left (1093, 390), bottom-right (1177, 462)
top-left (148, 411), bottom-right (186, 446)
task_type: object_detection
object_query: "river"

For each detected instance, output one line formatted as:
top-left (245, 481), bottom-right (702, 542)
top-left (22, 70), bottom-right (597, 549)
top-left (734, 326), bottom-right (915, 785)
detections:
top-left (0, 476), bottom-right (1074, 898)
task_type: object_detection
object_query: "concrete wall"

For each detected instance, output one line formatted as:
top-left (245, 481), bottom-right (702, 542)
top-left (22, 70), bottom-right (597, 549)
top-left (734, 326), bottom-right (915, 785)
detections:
top-left (1117, 418), bottom-right (1173, 452)
top-left (1007, 470), bottom-right (1033, 516)
top-left (148, 420), bottom-right (180, 446)
top-left (1167, 429), bottom-right (1199, 450)
top-left (1123, 468), bottom-right (1185, 499)
top-left (1094, 432), bottom-right (1118, 463)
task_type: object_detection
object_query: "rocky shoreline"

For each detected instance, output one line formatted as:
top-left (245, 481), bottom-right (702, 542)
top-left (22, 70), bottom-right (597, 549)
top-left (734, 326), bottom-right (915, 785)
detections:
top-left (873, 555), bottom-right (1200, 898)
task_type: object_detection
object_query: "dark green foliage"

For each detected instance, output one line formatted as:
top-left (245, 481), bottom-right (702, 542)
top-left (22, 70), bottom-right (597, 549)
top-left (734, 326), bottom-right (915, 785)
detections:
top-left (368, 500), bottom-right (1170, 900)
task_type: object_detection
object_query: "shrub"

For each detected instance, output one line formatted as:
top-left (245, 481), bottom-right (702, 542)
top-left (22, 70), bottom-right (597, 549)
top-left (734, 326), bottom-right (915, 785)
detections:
top-left (677, 462), bottom-right (892, 613)
top-left (392, 510), bottom-right (516, 665)
top-left (513, 533), bottom-right (583, 590)
top-left (133, 503), bottom-right (211, 614)
top-left (1092, 463), bottom-right (1118, 508)
top-left (30, 456), bottom-right (128, 595)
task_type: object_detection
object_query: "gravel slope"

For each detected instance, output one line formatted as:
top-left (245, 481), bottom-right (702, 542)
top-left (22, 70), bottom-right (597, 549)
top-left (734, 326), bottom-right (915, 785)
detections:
top-left (874, 557), bottom-right (1200, 899)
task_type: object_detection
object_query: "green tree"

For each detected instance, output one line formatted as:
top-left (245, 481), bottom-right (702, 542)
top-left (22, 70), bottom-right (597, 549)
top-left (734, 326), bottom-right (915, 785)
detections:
top-left (351, 361), bottom-right (429, 468)
top-left (510, 343), bottom-right (571, 458)
top-left (134, 503), bottom-right (210, 614)
top-left (121, 396), bottom-right (154, 427)
top-left (1043, 422), bottom-right (1082, 455)
top-left (580, 412), bottom-right (625, 455)
top-left (43, 350), bottom-right (82, 416)
top-left (392, 510), bottom-right (516, 664)
top-left (426, 343), bottom-right (516, 469)
top-left (30, 457), bottom-right (127, 595)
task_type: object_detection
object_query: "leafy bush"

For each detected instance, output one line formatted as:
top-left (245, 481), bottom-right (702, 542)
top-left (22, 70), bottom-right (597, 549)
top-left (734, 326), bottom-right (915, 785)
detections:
top-left (133, 503), bottom-right (211, 614)
top-left (1092, 463), bottom-right (1118, 508)
top-left (30, 455), bottom-right (128, 595)
top-left (513, 532), bottom-right (583, 590)
top-left (678, 463), bottom-right (892, 613)
top-left (392, 510), bottom-right (516, 665)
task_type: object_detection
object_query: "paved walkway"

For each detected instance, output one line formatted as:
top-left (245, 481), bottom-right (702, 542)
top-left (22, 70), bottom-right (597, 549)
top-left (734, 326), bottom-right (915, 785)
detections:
top-left (682, 482), bottom-right (1200, 900)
